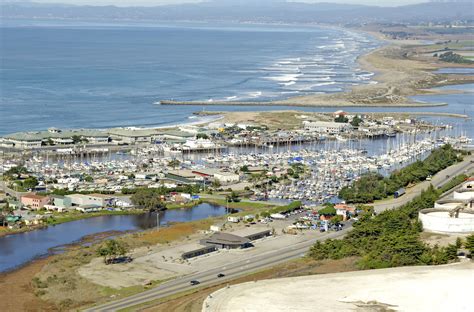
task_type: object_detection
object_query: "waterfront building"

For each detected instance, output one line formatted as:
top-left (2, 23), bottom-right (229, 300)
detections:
top-left (21, 194), bottom-right (49, 210)
top-left (65, 193), bottom-right (114, 207)
top-left (303, 121), bottom-right (352, 134)
top-left (51, 195), bottom-right (73, 209)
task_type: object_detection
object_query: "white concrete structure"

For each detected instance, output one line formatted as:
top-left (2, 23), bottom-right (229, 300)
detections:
top-left (214, 172), bottom-right (240, 185)
top-left (204, 263), bottom-right (473, 312)
top-left (453, 189), bottom-right (474, 201)
top-left (65, 193), bottom-right (114, 207)
top-left (419, 208), bottom-right (474, 233)
top-left (453, 181), bottom-right (474, 200)
top-left (303, 121), bottom-right (352, 134)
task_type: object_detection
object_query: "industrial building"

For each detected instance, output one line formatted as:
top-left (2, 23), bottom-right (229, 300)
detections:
top-left (303, 121), bottom-right (352, 134)
top-left (200, 232), bottom-right (252, 249)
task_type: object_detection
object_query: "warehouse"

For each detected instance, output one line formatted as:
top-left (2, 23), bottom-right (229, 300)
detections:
top-left (200, 232), bottom-right (252, 249)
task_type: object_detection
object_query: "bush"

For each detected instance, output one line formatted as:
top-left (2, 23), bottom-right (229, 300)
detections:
top-left (340, 145), bottom-right (460, 203)
top-left (310, 186), bottom-right (459, 268)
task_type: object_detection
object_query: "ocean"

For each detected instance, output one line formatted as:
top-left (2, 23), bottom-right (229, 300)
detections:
top-left (0, 20), bottom-right (379, 134)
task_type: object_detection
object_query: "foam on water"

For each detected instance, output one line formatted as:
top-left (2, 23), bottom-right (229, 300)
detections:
top-left (0, 21), bottom-right (381, 133)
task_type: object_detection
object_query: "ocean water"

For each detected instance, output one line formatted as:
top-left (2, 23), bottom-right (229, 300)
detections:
top-left (0, 20), bottom-right (379, 134)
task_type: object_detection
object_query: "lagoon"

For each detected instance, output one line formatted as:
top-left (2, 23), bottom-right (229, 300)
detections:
top-left (0, 203), bottom-right (227, 272)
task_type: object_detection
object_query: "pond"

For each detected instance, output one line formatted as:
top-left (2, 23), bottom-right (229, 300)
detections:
top-left (0, 203), bottom-right (228, 272)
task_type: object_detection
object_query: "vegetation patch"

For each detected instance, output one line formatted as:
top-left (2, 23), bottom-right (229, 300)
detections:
top-left (309, 185), bottom-right (465, 269)
top-left (339, 145), bottom-right (461, 203)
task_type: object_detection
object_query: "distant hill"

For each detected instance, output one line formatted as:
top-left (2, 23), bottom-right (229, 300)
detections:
top-left (1, 1), bottom-right (473, 24)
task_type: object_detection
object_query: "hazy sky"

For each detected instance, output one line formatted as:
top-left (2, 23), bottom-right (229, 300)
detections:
top-left (14, 0), bottom-right (430, 7)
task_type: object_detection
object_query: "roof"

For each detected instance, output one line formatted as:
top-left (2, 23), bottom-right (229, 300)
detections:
top-left (107, 128), bottom-right (158, 138)
top-left (4, 129), bottom-right (109, 141)
top-left (304, 121), bottom-right (351, 127)
top-left (158, 129), bottom-right (195, 138)
top-left (203, 232), bottom-right (251, 246)
top-left (22, 194), bottom-right (47, 200)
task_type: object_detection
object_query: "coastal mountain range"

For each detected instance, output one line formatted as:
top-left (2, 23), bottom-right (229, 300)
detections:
top-left (1, 0), bottom-right (473, 24)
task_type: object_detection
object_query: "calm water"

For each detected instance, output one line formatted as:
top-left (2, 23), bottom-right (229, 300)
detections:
top-left (0, 20), bottom-right (379, 134)
top-left (0, 203), bottom-right (227, 272)
top-left (435, 68), bottom-right (474, 75)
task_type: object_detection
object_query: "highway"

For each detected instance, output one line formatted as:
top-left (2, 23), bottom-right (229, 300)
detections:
top-left (84, 156), bottom-right (474, 311)
top-left (84, 226), bottom-right (354, 312)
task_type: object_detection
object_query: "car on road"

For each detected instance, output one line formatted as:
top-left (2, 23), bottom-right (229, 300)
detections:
top-left (190, 280), bottom-right (200, 286)
top-left (217, 273), bottom-right (226, 278)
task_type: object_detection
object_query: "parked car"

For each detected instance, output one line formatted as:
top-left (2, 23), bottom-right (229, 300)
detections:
top-left (190, 280), bottom-right (200, 286)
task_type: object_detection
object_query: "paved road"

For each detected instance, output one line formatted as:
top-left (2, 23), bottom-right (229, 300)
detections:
top-left (84, 157), bottom-right (474, 311)
top-left (83, 225), bottom-right (353, 312)
top-left (372, 155), bottom-right (474, 212)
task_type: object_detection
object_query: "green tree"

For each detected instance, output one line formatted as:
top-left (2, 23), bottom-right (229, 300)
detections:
top-left (21, 177), bottom-right (39, 190)
top-left (168, 159), bottom-right (181, 168)
top-left (465, 234), bottom-right (474, 256)
top-left (71, 135), bottom-right (83, 144)
top-left (350, 115), bottom-right (363, 127)
top-left (318, 206), bottom-right (336, 216)
top-left (196, 133), bottom-right (209, 139)
top-left (96, 239), bottom-right (129, 264)
top-left (130, 188), bottom-right (167, 210)
top-left (334, 115), bottom-right (349, 123)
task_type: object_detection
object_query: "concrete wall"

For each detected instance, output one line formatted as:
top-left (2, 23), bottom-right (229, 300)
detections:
top-left (453, 190), bottom-right (474, 201)
top-left (419, 209), bottom-right (474, 234)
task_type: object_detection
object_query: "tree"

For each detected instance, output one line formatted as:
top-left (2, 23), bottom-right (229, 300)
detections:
top-left (350, 115), bottom-right (363, 127)
top-left (130, 188), bottom-right (167, 210)
top-left (318, 206), bottom-right (336, 216)
top-left (71, 135), bottom-right (83, 144)
top-left (96, 239), bottom-right (129, 264)
top-left (465, 234), bottom-right (474, 256)
top-left (334, 115), bottom-right (349, 123)
top-left (240, 165), bottom-right (249, 173)
top-left (226, 191), bottom-right (240, 203)
top-left (196, 133), bottom-right (209, 139)
top-left (21, 177), bottom-right (39, 190)
top-left (3, 166), bottom-right (28, 179)
top-left (168, 159), bottom-right (181, 168)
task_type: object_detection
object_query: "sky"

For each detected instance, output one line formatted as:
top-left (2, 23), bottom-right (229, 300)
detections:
top-left (6, 0), bottom-right (431, 7)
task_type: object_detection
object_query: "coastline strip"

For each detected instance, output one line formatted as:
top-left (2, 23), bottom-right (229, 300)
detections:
top-left (159, 100), bottom-right (448, 108)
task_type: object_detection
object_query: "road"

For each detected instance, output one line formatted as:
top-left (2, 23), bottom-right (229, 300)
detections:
top-left (84, 156), bottom-right (474, 311)
top-left (83, 226), bottom-right (353, 312)
top-left (372, 155), bottom-right (474, 212)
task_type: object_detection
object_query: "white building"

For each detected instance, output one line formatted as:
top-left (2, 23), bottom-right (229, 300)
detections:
top-left (65, 193), bottom-right (114, 207)
top-left (214, 172), bottom-right (240, 185)
top-left (303, 121), bottom-right (352, 134)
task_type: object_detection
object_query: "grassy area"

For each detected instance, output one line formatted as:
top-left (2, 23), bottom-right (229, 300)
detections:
top-left (42, 209), bottom-right (144, 226)
top-left (438, 173), bottom-right (471, 194)
top-left (30, 215), bottom-right (220, 310)
top-left (202, 198), bottom-right (276, 214)
top-left (166, 200), bottom-right (202, 210)
top-left (134, 218), bottom-right (215, 245)
top-left (424, 40), bottom-right (474, 51)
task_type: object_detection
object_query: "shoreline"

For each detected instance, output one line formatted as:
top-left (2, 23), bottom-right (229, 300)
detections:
top-left (196, 110), bottom-right (470, 119)
top-left (159, 99), bottom-right (449, 108)
top-left (0, 209), bottom-right (146, 239)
